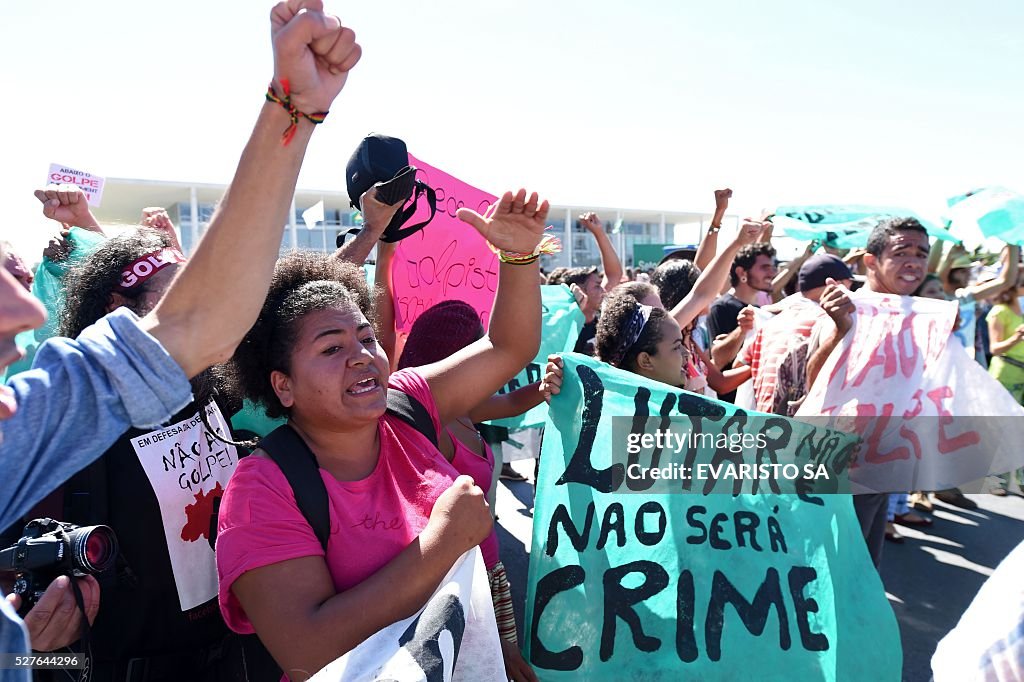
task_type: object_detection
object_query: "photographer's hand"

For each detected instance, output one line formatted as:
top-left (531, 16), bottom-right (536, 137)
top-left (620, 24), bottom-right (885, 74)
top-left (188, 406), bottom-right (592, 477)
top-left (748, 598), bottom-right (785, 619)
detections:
top-left (6, 575), bottom-right (100, 651)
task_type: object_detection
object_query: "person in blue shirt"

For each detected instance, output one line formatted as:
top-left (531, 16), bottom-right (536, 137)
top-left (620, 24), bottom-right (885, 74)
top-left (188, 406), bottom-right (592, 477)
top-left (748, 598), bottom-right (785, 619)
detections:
top-left (0, 0), bottom-right (362, 673)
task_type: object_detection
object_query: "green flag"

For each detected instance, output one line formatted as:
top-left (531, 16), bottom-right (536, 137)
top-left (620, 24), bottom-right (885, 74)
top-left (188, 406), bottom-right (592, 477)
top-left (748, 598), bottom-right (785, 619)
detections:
top-left (525, 354), bottom-right (902, 681)
top-left (488, 285), bottom-right (584, 430)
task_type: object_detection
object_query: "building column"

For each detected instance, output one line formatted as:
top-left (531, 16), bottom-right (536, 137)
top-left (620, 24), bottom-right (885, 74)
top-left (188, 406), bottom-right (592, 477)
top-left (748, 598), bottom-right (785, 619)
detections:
top-left (659, 213), bottom-right (666, 244)
top-left (564, 207), bottom-right (573, 268)
top-left (615, 209), bottom-right (625, 266)
top-left (289, 197), bottom-right (298, 250)
top-left (189, 186), bottom-right (199, 255)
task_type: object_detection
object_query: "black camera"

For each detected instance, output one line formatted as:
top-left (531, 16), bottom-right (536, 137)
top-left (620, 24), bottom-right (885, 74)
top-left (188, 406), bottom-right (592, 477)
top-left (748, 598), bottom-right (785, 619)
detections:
top-left (0, 518), bottom-right (118, 610)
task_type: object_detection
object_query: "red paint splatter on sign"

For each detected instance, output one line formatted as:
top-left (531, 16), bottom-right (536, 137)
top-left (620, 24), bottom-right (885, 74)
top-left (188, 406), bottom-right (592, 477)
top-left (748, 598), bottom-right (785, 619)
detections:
top-left (180, 483), bottom-right (224, 542)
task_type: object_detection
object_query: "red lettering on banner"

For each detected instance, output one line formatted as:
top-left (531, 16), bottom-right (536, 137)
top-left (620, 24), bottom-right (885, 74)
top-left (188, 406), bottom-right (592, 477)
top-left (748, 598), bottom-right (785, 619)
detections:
top-left (896, 315), bottom-right (918, 378)
top-left (926, 386), bottom-right (981, 454)
top-left (855, 403), bottom-right (913, 464)
top-left (844, 312), bottom-right (922, 389)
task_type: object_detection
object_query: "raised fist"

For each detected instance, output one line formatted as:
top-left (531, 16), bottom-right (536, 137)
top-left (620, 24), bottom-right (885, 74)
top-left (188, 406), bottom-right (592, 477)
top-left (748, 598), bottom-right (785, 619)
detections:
top-left (578, 212), bottom-right (603, 233)
top-left (736, 220), bottom-right (766, 246)
top-left (714, 188), bottom-right (732, 212)
top-left (271, 0), bottom-right (362, 115)
top-left (34, 185), bottom-right (98, 229)
top-left (140, 207), bottom-right (183, 251)
top-left (820, 278), bottom-right (854, 335)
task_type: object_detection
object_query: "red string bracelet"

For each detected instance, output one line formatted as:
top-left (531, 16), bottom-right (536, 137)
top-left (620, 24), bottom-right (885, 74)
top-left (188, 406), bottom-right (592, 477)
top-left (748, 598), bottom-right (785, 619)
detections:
top-left (265, 78), bottom-right (329, 145)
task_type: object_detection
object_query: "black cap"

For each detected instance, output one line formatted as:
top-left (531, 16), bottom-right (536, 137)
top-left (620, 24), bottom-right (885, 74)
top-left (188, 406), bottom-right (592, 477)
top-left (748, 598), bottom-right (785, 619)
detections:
top-left (345, 133), bottom-right (410, 209)
top-left (798, 254), bottom-right (853, 292)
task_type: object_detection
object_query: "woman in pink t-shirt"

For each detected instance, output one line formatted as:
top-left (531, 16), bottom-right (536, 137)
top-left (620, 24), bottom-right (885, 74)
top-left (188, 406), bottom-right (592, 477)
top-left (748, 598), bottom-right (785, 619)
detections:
top-left (216, 190), bottom-right (549, 680)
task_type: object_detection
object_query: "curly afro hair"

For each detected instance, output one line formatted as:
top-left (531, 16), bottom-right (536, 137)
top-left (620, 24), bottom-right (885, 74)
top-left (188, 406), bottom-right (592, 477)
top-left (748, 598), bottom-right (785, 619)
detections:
top-left (60, 227), bottom-right (173, 339)
top-left (224, 251), bottom-right (374, 419)
top-left (595, 288), bottom-right (669, 371)
top-left (651, 260), bottom-right (701, 310)
top-left (609, 280), bottom-right (660, 305)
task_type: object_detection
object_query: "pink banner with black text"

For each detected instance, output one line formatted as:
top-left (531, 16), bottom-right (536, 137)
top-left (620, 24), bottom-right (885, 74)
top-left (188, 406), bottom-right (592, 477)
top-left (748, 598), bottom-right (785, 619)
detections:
top-left (391, 155), bottom-right (500, 357)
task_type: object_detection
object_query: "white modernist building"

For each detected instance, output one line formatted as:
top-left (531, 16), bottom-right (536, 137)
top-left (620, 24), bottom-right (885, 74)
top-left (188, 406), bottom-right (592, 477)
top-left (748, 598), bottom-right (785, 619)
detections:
top-left (92, 178), bottom-right (742, 270)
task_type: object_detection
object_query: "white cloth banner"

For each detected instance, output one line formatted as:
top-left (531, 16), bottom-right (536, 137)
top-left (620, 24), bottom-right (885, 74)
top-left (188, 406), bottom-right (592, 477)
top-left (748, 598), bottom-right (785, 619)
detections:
top-left (311, 549), bottom-right (506, 682)
top-left (796, 291), bottom-right (1024, 493)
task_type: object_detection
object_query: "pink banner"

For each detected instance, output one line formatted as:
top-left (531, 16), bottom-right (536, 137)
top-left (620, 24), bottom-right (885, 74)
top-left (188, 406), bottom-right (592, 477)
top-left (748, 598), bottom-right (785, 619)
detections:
top-left (391, 155), bottom-right (499, 354)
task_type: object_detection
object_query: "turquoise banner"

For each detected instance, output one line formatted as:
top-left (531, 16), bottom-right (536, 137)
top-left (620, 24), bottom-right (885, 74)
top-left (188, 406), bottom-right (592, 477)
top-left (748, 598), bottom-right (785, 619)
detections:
top-left (525, 354), bottom-right (902, 681)
top-left (488, 285), bottom-right (584, 430)
top-left (947, 187), bottom-right (1024, 245)
top-left (775, 206), bottom-right (959, 246)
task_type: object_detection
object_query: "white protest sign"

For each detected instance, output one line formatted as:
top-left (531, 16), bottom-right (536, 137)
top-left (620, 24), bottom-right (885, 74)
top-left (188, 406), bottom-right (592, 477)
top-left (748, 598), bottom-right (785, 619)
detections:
top-left (797, 291), bottom-right (1024, 493)
top-left (131, 401), bottom-right (240, 610)
top-left (312, 549), bottom-right (506, 682)
top-left (46, 163), bottom-right (105, 207)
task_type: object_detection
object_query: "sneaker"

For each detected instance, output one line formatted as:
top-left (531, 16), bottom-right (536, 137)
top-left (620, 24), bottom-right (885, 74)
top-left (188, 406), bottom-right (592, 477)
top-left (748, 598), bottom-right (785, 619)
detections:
top-left (500, 463), bottom-right (527, 482)
top-left (934, 488), bottom-right (979, 510)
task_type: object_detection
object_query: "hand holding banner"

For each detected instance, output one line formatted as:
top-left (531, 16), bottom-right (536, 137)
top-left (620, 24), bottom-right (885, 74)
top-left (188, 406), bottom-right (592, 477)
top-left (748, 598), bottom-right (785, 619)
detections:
top-left (797, 291), bottom-right (1024, 493)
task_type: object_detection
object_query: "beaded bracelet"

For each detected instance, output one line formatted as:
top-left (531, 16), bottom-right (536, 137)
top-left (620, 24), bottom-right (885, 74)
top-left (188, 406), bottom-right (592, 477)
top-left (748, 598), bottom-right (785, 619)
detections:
top-left (265, 78), bottom-right (329, 145)
top-left (491, 233), bottom-right (562, 265)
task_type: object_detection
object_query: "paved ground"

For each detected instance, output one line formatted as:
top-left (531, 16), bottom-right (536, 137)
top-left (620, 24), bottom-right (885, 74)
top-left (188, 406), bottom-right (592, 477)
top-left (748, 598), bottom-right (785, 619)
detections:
top-left (494, 460), bottom-right (1024, 682)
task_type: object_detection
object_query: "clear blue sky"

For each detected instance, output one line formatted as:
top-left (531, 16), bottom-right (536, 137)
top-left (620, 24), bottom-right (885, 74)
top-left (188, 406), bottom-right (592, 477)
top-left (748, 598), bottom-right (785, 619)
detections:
top-left (2, 0), bottom-right (1022, 256)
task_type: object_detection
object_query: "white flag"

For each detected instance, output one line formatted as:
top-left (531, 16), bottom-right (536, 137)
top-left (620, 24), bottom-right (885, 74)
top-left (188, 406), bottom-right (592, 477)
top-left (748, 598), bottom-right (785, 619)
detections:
top-left (302, 200), bottom-right (325, 230)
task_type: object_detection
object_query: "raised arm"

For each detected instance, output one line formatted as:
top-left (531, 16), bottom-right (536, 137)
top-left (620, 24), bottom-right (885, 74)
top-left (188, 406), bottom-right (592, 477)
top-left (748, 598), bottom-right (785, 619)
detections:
top-left (694, 188), bottom-right (730, 271)
top-left (468, 381), bottom-right (546, 423)
top-left (373, 239), bottom-right (399, 367)
top-left (580, 212), bottom-right (623, 289)
top-left (669, 220), bottom-right (763, 330)
top-left (141, 0), bottom-right (361, 379)
top-left (770, 240), bottom-right (816, 302)
top-left (968, 244), bottom-right (1019, 300)
top-left (333, 188), bottom-right (401, 265)
top-left (33, 185), bottom-right (105, 236)
top-left (937, 242), bottom-right (966, 290)
top-left (139, 207), bottom-right (184, 253)
top-left (419, 190), bottom-right (547, 426)
top-left (805, 279), bottom-right (853, 391)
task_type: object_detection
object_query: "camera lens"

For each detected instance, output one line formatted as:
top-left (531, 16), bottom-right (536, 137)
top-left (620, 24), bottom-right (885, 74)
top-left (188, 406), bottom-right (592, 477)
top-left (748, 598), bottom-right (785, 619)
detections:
top-left (69, 525), bottom-right (118, 573)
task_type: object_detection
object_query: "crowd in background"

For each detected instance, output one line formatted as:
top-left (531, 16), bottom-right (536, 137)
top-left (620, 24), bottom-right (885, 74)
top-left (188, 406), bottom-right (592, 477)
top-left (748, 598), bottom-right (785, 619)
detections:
top-left (1, 2), bottom-right (1022, 681)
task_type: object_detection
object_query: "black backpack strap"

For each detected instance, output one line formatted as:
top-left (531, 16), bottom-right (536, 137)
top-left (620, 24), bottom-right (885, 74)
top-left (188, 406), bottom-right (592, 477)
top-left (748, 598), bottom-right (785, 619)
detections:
top-left (386, 388), bottom-right (438, 448)
top-left (259, 425), bottom-right (331, 552)
top-left (257, 393), bottom-right (437, 553)
top-left (378, 183), bottom-right (438, 243)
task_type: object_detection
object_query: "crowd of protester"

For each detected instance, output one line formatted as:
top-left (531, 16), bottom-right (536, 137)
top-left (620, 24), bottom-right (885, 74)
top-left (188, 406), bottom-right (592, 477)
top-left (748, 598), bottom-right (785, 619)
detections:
top-left (1, 2), bottom-right (1022, 681)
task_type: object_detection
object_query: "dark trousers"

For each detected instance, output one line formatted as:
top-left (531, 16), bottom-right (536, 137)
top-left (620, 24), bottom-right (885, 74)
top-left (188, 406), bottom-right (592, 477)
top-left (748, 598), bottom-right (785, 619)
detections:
top-left (854, 493), bottom-right (889, 569)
